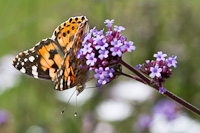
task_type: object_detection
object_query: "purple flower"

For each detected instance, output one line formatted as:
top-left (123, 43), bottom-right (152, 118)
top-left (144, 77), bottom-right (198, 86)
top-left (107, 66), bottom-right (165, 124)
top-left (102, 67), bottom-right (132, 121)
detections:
top-left (120, 36), bottom-right (127, 42)
top-left (0, 110), bottom-right (9, 125)
top-left (89, 27), bottom-right (98, 37)
top-left (106, 31), bottom-right (112, 36)
top-left (93, 35), bottom-right (104, 45)
top-left (153, 99), bottom-right (179, 120)
top-left (159, 87), bottom-right (166, 94)
top-left (153, 51), bottom-right (167, 61)
top-left (94, 67), bottom-right (115, 87)
top-left (105, 67), bottom-right (115, 78)
top-left (166, 55), bottom-right (177, 68)
top-left (102, 60), bottom-right (109, 66)
top-left (83, 33), bottom-right (92, 43)
top-left (104, 19), bottom-right (114, 28)
top-left (93, 29), bottom-right (104, 37)
top-left (121, 41), bottom-right (136, 52)
top-left (110, 46), bottom-right (122, 57)
top-left (82, 43), bottom-right (93, 55)
top-left (86, 53), bottom-right (97, 66)
top-left (98, 77), bottom-right (109, 85)
top-left (78, 19), bottom-right (136, 90)
top-left (95, 38), bottom-right (109, 50)
top-left (90, 26), bottom-right (97, 33)
top-left (94, 67), bottom-right (106, 79)
top-left (136, 51), bottom-right (177, 93)
top-left (136, 114), bottom-right (152, 131)
top-left (149, 65), bottom-right (162, 78)
top-left (145, 60), bottom-right (150, 64)
top-left (114, 25), bottom-right (125, 32)
top-left (136, 64), bottom-right (142, 69)
top-left (98, 50), bottom-right (109, 60)
top-left (111, 38), bottom-right (122, 47)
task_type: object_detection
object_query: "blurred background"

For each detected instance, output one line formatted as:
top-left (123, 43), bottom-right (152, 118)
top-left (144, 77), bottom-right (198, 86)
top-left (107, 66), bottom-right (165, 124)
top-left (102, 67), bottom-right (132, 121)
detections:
top-left (0, 0), bottom-right (200, 132)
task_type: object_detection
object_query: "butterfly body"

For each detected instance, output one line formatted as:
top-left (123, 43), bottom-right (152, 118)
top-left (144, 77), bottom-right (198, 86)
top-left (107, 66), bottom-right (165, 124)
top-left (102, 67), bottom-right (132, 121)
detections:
top-left (13, 16), bottom-right (89, 95)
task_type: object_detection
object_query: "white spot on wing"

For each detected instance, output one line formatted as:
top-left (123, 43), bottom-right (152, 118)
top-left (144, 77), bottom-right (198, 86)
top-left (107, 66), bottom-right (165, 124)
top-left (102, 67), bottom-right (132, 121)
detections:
top-left (20, 67), bottom-right (26, 73)
top-left (24, 50), bottom-right (29, 54)
top-left (52, 35), bottom-right (56, 40)
top-left (32, 65), bottom-right (38, 78)
top-left (59, 70), bottom-right (63, 77)
top-left (60, 78), bottom-right (63, 89)
top-left (55, 84), bottom-right (58, 90)
top-left (32, 65), bottom-right (37, 71)
top-left (67, 77), bottom-right (71, 88)
top-left (24, 58), bottom-right (28, 62)
top-left (30, 47), bottom-right (35, 51)
top-left (29, 56), bottom-right (35, 62)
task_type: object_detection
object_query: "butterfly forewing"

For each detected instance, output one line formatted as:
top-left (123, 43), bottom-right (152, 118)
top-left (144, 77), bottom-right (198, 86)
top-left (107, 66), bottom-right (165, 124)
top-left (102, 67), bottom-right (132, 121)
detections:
top-left (54, 20), bottom-right (89, 94)
top-left (52, 16), bottom-right (88, 54)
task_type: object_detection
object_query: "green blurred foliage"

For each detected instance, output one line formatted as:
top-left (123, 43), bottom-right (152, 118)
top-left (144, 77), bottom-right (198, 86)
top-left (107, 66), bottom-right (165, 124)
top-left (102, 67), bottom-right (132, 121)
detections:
top-left (0, 0), bottom-right (200, 132)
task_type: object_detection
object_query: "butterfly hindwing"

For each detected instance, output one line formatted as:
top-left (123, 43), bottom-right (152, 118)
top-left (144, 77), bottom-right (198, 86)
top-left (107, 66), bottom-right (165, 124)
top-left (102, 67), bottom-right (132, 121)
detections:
top-left (13, 39), bottom-right (63, 80)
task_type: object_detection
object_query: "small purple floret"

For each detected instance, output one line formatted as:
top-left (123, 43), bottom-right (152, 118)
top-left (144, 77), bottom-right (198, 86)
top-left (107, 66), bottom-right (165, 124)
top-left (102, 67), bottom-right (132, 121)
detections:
top-left (149, 65), bottom-right (162, 78)
top-left (98, 50), bottom-right (109, 60)
top-left (159, 87), bottom-right (166, 94)
top-left (122, 41), bottom-right (136, 52)
top-left (86, 53), bottom-right (97, 66)
top-left (82, 43), bottom-right (93, 55)
top-left (83, 33), bottom-right (92, 43)
top-left (166, 55), bottom-right (177, 68)
top-left (95, 38), bottom-right (108, 50)
top-left (145, 60), bottom-right (150, 64)
top-left (135, 64), bottom-right (142, 69)
top-left (110, 47), bottom-right (122, 57)
top-left (104, 19), bottom-right (114, 28)
top-left (114, 25), bottom-right (125, 32)
top-left (111, 38), bottom-right (122, 47)
top-left (153, 51), bottom-right (167, 61)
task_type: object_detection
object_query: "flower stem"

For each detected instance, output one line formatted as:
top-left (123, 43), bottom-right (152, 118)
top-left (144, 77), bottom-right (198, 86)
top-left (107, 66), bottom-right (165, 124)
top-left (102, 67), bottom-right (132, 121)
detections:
top-left (120, 59), bottom-right (200, 116)
top-left (120, 72), bottom-right (147, 84)
top-left (120, 59), bottom-right (151, 84)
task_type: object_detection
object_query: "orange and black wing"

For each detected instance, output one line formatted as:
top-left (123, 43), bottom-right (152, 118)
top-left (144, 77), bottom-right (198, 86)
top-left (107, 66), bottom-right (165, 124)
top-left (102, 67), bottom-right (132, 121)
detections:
top-left (13, 16), bottom-right (88, 81)
top-left (54, 19), bottom-right (89, 93)
top-left (52, 16), bottom-right (88, 54)
top-left (13, 39), bottom-right (63, 80)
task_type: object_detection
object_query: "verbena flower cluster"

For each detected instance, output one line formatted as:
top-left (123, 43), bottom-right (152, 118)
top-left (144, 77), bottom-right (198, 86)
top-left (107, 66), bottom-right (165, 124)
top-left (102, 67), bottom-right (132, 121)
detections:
top-left (153, 99), bottom-right (179, 120)
top-left (135, 99), bottom-right (180, 132)
top-left (77, 19), bottom-right (136, 89)
top-left (136, 51), bottom-right (177, 94)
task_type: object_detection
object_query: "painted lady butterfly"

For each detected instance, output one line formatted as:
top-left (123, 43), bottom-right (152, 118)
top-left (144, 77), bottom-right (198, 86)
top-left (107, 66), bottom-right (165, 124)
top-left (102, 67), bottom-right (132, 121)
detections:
top-left (13, 16), bottom-right (89, 95)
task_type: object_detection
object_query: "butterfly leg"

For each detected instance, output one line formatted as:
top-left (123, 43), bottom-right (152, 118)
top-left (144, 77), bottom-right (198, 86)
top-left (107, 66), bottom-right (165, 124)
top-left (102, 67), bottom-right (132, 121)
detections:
top-left (76, 83), bottom-right (85, 96)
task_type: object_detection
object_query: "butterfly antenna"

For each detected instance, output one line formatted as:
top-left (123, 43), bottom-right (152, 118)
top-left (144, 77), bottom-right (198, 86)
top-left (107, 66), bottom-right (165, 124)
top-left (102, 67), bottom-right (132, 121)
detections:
top-left (74, 94), bottom-right (78, 117)
top-left (61, 89), bottom-right (76, 114)
top-left (85, 86), bottom-right (97, 89)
